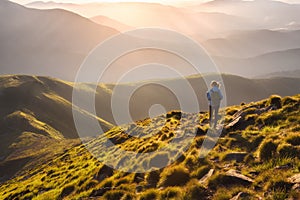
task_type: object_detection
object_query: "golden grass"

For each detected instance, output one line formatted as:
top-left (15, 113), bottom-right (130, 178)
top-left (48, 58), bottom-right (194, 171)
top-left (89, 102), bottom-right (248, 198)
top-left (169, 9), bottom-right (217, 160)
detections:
top-left (0, 94), bottom-right (299, 199)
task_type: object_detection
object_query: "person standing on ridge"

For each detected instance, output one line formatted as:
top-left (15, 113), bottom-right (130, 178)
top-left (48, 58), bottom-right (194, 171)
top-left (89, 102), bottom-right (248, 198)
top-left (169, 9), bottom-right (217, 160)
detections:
top-left (206, 81), bottom-right (223, 128)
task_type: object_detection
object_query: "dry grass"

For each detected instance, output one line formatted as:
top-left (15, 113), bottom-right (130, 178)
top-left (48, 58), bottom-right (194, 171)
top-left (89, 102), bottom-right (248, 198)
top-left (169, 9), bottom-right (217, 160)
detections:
top-left (0, 94), bottom-right (299, 200)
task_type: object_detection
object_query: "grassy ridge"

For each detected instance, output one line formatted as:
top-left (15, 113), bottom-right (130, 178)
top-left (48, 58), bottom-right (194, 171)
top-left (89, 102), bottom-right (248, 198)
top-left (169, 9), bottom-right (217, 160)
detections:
top-left (0, 94), bottom-right (299, 199)
top-left (0, 75), bottom-right (113, 183)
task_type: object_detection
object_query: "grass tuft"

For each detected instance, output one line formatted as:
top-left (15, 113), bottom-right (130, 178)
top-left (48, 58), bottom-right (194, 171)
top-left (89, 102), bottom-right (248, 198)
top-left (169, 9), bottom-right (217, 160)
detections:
top-left (158, 166), bottom-right (190, 187)
top-left (183, 179), bottom-right (210, 200)
top-left (139, 189), bottom-right (159, 200)
top-left (258, 139), bottom-right (277, 161)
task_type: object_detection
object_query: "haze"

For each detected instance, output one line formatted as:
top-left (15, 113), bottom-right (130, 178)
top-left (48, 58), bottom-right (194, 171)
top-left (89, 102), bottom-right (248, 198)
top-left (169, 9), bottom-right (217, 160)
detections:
top-left (10, 0), bottom-right (300, 6)
top-left (2, 0), bottom-right (300, 82)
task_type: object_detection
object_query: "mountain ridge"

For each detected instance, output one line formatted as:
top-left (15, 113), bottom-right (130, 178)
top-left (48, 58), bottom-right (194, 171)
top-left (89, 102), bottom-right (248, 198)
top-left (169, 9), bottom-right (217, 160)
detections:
top-left (0, 74), bottom-right (299, 124)
top-left (213, 48), bottom-right (300, 77)
top-left (203, 29), bottom-right (300, 58)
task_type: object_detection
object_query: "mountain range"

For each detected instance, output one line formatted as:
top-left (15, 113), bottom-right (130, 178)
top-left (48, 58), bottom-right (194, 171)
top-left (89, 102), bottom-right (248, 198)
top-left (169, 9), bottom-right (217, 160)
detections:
top-left (26, 0), bottom-right (300, 33)
top-left (25, 1), bottom-right (259, 39)
top-left (0, 0), bottom-right (118, 81)
top-left (203, 29), bottom-right (300, 58)
top-left (0, 0), bottom-right (297, 81)
top-left (213, 48), bottom-right (300, 77)
top-left (194, 0), bottom-right (300, 30)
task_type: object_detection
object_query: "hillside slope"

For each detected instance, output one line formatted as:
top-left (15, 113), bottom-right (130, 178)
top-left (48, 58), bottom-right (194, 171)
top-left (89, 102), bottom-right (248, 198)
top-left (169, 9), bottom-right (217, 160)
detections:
top-left (0, 75), bottom-right (113, 182)
top-left (0, 94), bottom-right (299, 199)
top-left (256, 69), bottom-right (300, 79)
top-left (91, 15), bottom-right (133, 31)
top-left (102, 74), bottom-right (300, 123)
top-left (0, 74), bottom-right (298, 185)
top-left (0, 75), bottom-right (113, 138)
top-left (1, 74), bottom-right (299, 125)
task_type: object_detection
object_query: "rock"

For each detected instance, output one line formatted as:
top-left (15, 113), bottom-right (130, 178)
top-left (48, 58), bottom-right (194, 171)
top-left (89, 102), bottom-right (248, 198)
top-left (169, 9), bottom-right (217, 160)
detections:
top-left (225, 116), bottom-right (241, 129)
top-left (248, 171), bottom-right (260, 177)
top-left (288, 173), bottom-right (300, 192)
top-left (288, 173), bottom-right (300, 184)
top-left (275, 163), bottom-right (293, 170)
top-left (208, 169), bottom-right (254, 190)
top-left (225, 116), bottom-right (252, 131)
top-left (230, 192), bottom-right (250, 200)
top-left (225, 104), bottom-right (275, 132)
top-left (225, 169), bottom-right (254, 186)
top-left (223, 152), bottom-right (248, 162)
top-left (199, 169), bottom-right (214, 185)
top-left (292, 183), bottom-right (300, 191)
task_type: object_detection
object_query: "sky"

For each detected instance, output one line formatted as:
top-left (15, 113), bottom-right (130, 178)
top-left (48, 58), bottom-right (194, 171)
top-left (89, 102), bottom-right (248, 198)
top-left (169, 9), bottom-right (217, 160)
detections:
top-left (11, 0), bottom-right (205, 5)
top-left (9, 0), bottom-right (300, 6)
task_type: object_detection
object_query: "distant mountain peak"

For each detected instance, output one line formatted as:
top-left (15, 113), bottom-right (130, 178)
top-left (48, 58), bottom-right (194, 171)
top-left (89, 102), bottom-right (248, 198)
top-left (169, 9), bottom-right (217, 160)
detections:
top-left (26, 1), bottom-right (77, 6)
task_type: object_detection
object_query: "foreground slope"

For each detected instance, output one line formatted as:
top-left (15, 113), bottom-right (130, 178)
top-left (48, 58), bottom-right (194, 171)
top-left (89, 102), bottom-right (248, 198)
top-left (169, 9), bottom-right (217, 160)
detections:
top-left (0, 94), bottom-right (299, 199)
top-left (0, 74), bottom-right (298, 184)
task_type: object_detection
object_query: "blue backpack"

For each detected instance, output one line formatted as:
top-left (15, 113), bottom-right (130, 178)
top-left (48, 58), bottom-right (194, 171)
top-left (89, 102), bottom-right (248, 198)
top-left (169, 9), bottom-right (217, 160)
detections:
top-left (210, 90), bottom-right (221, 106)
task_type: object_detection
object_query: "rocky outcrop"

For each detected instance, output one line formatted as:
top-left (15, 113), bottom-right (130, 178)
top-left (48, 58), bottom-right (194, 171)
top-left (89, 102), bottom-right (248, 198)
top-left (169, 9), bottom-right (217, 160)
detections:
top-left (230, 192), bottom-right (251, 200)
top-left (225, 169), bottom-right (254, 186)
top-left (199, 169), bottom-right (214, 185)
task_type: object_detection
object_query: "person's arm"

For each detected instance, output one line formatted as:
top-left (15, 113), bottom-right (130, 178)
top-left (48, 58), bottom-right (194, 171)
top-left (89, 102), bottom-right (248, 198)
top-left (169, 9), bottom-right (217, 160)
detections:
top-left (206, 91), bottom-right (211, 101)
top-left (218, 89), bottom-right (223, 100)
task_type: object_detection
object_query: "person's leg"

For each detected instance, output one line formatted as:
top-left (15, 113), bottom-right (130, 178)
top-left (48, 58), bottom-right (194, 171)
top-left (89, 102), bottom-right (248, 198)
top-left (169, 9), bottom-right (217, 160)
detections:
top-left (214, 105), bottom-right (220, 128)
top-left (209, 105), bottom-right (212, 126)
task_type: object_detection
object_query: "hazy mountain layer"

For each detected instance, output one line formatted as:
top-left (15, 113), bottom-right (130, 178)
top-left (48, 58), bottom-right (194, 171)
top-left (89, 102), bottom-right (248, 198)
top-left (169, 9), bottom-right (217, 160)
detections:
top-left (214, 48), bottom-right (300, 77)
top-left (0, 0), bottom-right (118, 81)
top-left (195, 0), bottom-right (300, 30)
top-left (203, 29), bottom-right (300, 58)
top-left (2, 1), bottom-right (300, 81)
